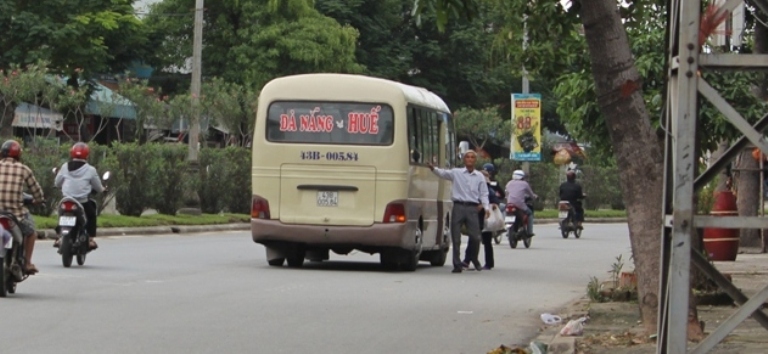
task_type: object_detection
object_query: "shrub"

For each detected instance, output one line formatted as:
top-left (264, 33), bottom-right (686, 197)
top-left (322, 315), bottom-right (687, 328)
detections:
top-left (148, 144), bottom-right (188, 215)
top-left (198, 146), bottom-right (251, 214)
top-left (22, 138), bottom-right (64, 216)
top-left (111, 142), bottom-right (155, 216)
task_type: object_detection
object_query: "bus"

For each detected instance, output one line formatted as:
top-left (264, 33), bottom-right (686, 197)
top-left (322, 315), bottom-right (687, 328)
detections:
top-left (251, 73), bottom-right (458, 271)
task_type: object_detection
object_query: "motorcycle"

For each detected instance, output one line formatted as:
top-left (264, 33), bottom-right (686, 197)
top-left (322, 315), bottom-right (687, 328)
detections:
top-left (1, 193), bottom-right (35, 297)
top-left (558, 199), bottom-right (583, 239)
top-left (505, 200), bottom-right (533, 249)
top-left (54, 170), bottom-right (110, 267)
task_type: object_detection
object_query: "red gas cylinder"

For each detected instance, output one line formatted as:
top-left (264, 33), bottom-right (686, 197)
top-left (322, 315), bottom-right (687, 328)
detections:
top-left (702, 191), bottom-right (739, 261)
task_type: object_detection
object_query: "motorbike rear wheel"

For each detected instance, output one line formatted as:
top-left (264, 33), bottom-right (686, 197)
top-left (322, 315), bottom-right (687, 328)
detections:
top-left (575, 227), bottom-right (582, 239)
top-left (77, 253), bottom-right (86, 266)
top-left (508, 229), bottom-right (518, 249)
top-left (60, 236), bottom-right (73, 268)
top-left (560, 220), bottom-right (570, 239)
top-left (523, 235), bottom-right (532, 248)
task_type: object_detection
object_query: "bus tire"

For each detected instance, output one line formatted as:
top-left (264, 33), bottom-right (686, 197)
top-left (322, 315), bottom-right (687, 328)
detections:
top-left (268, 258), bottom-right (285, 267)
top-left (380, 251), bottom-right (398, 270)
top-left (400, 249), bottom-right (418, 272)
top-left (286, 248), bottom-right (306, 268)
top-left (429, 247), bottom-right (447, 267)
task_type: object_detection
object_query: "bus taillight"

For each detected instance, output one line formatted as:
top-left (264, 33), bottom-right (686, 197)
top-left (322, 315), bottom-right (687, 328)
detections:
top-left (251, 196), bottom-right (271, 219)
top-left (383, 203), bottom-right (406, 223)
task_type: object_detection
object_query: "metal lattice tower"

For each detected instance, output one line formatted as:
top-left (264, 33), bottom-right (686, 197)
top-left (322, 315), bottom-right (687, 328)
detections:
top-left (660, 0), bottom-right (768, 352)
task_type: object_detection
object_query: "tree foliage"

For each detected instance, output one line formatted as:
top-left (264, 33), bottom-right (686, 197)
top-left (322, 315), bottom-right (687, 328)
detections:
top-left (0, 0), bottom-right (149, 76)
top-left (144, 0), bottom-right (363, 90)
top-left (201, 78), bottom-right (256, 146)
top-left (453, 106), bottom-right (510, 151)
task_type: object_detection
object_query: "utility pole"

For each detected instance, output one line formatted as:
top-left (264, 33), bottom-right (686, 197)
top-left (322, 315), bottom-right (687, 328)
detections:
top-left (179, 0), bottom-right (204, 215)
top-left (521, 16), bottom-right (530, 176)
top-left (189, 0), bottom-right (203, 162)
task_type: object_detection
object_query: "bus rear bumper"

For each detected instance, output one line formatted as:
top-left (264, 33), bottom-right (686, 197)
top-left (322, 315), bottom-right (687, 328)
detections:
top-left (251, 218), bottom-right (413, 249)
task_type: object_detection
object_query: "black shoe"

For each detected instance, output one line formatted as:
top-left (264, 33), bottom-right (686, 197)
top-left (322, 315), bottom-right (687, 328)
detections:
top-left (473, 263), bottom-right (482, 271)
top-left (452, 268), bottom-right (462, 273)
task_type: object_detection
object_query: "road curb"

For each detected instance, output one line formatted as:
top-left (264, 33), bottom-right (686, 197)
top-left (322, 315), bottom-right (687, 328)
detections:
top-left (534, 218), bottom-right (627, 225)
top-left (39, 218), bottom-right (626, 239)
top-left (96, 223), bottom-right (251, 237)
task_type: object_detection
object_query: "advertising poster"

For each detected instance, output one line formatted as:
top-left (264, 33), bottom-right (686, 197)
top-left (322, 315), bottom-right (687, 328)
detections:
top-left (510, 93), bottom-right (541, 161)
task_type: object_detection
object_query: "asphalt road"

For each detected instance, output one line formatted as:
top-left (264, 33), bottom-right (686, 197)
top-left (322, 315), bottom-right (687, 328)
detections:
top-left (1, 223), bottom-right (632, 354)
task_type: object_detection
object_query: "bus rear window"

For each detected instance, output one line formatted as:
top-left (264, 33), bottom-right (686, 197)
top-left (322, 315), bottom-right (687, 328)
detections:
top-left (267, 102), bottom-right (394, 145)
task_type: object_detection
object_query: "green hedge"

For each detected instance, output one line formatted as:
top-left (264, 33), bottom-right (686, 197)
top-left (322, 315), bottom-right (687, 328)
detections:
top-left (21, 140), bottom-right (251, 217)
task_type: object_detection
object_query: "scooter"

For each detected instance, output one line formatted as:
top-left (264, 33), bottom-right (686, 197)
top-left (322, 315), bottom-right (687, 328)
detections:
top-left (505, 201), bottom-right (533, 249)
top-left (54, 171), bottom-right (110, 267)
top-left (558, 200), bottom-right (583, 239)
top-left (1, 193), bottom-right (35, 297)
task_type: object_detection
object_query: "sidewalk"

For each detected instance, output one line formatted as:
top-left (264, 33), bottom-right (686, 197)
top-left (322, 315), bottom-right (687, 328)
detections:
top-left (522, 249), bottom-right (768, 354)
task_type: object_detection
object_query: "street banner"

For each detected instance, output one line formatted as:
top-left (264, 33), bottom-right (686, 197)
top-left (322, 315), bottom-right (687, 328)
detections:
top-left (510, 93), bottom-right (541, 161)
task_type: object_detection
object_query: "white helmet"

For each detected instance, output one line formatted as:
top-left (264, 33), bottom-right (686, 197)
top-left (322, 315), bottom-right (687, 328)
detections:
top-left (512, 170), bottom-right (525, 180)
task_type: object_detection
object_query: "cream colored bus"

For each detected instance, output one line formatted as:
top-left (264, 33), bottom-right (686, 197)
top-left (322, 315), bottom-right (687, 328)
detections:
top-left (251, 73), bottom-right (459, 271)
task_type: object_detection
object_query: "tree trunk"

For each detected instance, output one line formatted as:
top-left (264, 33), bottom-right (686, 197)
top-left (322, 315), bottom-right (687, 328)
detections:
top-left (0, 100), bottom-right (15, 139)
top-left (736, 149), bottom-right (761, 248)
top-left (579, 1), bottom-right (702, 337)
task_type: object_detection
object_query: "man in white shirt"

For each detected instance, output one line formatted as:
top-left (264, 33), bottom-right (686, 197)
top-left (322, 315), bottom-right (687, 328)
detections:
top-left (429, 150), bottom-right (489, 273)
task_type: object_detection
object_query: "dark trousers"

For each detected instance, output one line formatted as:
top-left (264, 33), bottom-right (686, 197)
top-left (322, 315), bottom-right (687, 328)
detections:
top-left (570, 201), bottom-right (584, 222)
top-left (82, 200), bottom-right (98, 237)
top-left (450, 204), bottom-right (481, 269)
top-left (464, 210), bottom-right (494, 268)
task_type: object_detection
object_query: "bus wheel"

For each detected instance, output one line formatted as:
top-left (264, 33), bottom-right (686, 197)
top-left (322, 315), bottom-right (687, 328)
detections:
top-left (380, 251), bottom-right (398, 270)
top-left (430, 235), bottom-right (449, 267)
top-left (286, 247), bottom-right (306, 268)
top-left (268, 258), bottom-right (285, 267)
top-left (399, 249), bottom-right (418, 272)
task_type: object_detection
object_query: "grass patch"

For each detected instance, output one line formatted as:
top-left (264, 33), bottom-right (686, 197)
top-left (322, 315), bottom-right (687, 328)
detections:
top-left (34, 213), bottom-right (249, 230)
top-left (535, 209), bottom-right (627, 219)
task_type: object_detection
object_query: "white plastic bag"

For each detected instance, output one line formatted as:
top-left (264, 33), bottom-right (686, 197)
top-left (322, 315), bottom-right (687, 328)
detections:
top-left (559, 316), bottom-right (589, 336)
top-left (540, 313), bottom-right (562, 325)
top-left (483, 207), bottom-right (504, 232)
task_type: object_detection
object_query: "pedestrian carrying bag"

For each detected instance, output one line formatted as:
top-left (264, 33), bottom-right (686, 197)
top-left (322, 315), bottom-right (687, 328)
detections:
top-left (483, 207), bottom-right (505, 232)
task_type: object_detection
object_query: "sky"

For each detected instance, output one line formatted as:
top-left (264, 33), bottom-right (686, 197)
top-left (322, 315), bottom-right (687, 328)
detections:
top-left (134, 0), bottom-right (162, 14)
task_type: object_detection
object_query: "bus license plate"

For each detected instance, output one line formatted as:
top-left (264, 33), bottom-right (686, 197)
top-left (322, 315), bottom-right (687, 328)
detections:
top-left (317, 191), bottom-right (338, 207)
top-left (59, 216), bottom-right (77, 227)
top-left (558, 211), bottom-right (568, 219)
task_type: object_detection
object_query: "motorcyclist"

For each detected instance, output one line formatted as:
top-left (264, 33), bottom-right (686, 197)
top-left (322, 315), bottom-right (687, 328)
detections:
top-left (0, 140), bottom-right (45, 274)
top-left (505, 169), bottom-right (537, 236)
top-left (54, 142), bottom-right (104, 250)
top-left (559, 170), bottom-right (585, 229)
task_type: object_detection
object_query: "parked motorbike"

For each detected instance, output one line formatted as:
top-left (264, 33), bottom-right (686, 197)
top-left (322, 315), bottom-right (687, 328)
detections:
top-left (54, 170), bottom-right (110, 267)
top-left (558, 199), bottom-right (583, 239)
top-left (505, 201), bottom-right (533, 249)
top-left (1, 193), bottom-right (35, 297)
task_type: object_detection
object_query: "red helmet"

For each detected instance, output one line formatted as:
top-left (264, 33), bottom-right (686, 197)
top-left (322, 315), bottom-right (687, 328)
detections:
top-left (70, 142), bottom-right (90, 159)
top-left (1, 140), bottom-right (21, 160)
